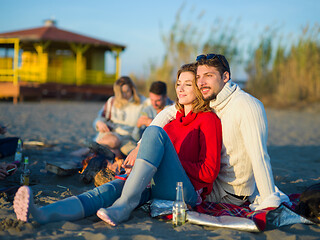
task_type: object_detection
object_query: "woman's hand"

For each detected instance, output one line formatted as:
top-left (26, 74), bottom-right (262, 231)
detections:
top-left (0, 163), bottom-right (17, 180)
top-left (96, 120), bottom-right (110, 132)
top-left (122, 143), bottom-right (140, 174)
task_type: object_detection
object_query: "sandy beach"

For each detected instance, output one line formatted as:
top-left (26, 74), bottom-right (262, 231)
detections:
top-left (0, 101), bottom-right (319, 239)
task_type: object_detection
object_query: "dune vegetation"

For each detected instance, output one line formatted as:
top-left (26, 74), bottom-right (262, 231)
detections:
top-left (133, 6), bottom-right (320, 107)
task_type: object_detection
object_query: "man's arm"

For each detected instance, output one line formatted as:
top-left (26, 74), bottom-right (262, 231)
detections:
top-left (238, 96), bottom-right (276, 202)
top-left (149, 105), bottom-right (177, 127)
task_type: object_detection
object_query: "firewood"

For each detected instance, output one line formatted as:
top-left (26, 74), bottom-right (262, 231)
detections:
top-left (94, 167), bottom-right (116, 187)
top-left (80, 154), bottom-right (108, 184)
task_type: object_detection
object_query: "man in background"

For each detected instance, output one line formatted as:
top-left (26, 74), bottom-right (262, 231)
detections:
top-left (132, 81), bottom-right (173, 140)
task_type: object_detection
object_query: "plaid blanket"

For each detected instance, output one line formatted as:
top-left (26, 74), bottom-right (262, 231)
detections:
top-left (193, 193), bottom-right (301, 231)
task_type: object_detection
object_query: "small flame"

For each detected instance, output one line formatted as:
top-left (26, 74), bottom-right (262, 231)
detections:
top-left (79, 154), bottom-right (96, 174)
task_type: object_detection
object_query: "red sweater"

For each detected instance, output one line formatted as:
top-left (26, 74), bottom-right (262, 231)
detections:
top-left (163, 110), bottom-right (222, 200)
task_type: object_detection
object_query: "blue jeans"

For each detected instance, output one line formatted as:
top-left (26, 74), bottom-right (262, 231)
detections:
top-left (78, 179), bottom-right (151, 217)
top-left (78, 126), bottom-right (197, 217)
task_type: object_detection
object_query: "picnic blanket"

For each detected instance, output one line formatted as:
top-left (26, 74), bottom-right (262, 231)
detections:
top-left (148, 194), bottom-right (314, 232)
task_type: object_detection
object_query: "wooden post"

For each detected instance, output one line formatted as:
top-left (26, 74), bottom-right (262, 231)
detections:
top-left (114, 48), bottom-right (121, 80)
top-left (70, 43), bottom-right (90, 86)
top-left (34, 41), bottom-right (50, 83)
top-left (13, 39), bottom-right (20, 103)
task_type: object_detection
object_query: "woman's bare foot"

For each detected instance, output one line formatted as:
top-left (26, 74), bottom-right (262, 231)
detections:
top-left (13, 186), bottom-right (32, 222)
top-left (96, 208), bottom-right (116, 226)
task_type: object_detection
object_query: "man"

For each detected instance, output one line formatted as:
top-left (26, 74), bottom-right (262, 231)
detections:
top-left (132, 81), bottom-right (173, 141)
top-left (125, 54), bottom-right (289, 210)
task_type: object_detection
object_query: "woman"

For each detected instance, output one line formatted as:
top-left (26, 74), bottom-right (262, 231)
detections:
top-left (13, 63), bottom-right (222, 226)
top-left (94, 76), bottom-right (146, 156)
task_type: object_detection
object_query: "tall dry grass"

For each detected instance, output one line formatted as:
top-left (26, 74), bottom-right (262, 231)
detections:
top-left (134, 5), bottom-right (241, 100)
top-left (133, 5), bottom-right (319, 107)
top-left (246, 24), bottom-right (320, 106)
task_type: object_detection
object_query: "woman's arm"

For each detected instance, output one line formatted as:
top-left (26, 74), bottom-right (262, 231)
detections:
top-left (93, 105), bottom-right (107, 131)
top-left (93, 97), bottom-right (114, 132)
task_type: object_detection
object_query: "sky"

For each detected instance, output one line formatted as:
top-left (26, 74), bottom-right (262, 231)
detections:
top-left (1, 0), bottom-right (319, 79)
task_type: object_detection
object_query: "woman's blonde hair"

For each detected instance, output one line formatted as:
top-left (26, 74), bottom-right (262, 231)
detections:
top-left (175, 63), bottom-right (211, 113)
top-left (113, 76), bottom-right (141, 108)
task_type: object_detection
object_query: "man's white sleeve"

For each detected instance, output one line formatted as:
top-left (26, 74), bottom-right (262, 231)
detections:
top-left (150, 105), bottom-right (177, 128)
top-left (238, 97), bottom-right (288, 209)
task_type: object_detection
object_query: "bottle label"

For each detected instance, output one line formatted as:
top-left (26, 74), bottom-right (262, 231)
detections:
top-left (15, 151), bottom-right (22, 162)
top-left (20, 174), bottom-right (30, 186)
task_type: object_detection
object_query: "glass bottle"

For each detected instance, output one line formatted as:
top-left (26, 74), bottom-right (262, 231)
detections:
top-left (172, 182), bottom-right (187, 227)
top-left (20, 156), bottom-right (30, 186)
top-left (14, 139), bottom-right (23, 165)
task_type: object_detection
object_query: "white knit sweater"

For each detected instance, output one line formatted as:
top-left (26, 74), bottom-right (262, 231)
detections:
top-left (151, 81), bottom-right (289, 210)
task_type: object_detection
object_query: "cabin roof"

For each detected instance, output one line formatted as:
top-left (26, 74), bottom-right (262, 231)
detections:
top-left (0, 25), bottom-right (126, 50)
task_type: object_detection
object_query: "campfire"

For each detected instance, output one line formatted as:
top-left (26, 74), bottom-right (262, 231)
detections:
top-left (79, 154), bottom-right (124, 176)
top-left (79, 154), bottom-right (96, 174)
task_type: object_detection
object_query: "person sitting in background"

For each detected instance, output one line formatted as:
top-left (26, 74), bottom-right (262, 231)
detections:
top-left (93, 76), bottom-right (146, 157)
top-left (132, 81), bottom-right (173, 141)
top-left (0, 125), bottom-right (20, 159)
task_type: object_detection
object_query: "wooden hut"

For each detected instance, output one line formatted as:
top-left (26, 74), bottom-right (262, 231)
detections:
top-left (0, 20), bottom-right (126, 103)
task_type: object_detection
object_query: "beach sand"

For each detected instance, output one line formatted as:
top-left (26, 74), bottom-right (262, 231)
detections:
top-left (0, 101), bottom-right (319, 239)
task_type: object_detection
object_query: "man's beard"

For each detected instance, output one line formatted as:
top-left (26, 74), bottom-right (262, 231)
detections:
top-left (203, 92), bottom-right (217, 101)
top-left (200, 86), bottom-right (216, 101)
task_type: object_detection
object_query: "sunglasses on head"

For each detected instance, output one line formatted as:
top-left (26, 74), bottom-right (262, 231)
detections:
top-left (196, 54), bottom-right (228, 71)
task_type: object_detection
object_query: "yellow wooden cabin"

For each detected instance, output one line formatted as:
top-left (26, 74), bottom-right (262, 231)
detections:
top-left (0, 20), bottom-right (126, 103)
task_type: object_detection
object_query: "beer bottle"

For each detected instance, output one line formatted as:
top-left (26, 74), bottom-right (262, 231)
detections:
top-left (14, 139), bottom-right (23, 165)
top-left (20, 156), bottom-right (30, 185)
top-left (172, 182), bottom-right (187, 227)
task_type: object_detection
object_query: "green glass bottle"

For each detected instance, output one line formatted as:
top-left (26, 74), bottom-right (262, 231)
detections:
top-left (20, 156), bottom-right (30, 185)
top-left (14, 139), bottom-right (23, 164)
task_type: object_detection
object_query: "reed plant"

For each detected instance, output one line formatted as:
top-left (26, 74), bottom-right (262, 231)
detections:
top-left (246, 24), bottom-right (320, 106)
top-left (135, 5), bottom-right (319, 106)
top-left (138, 5), bottom-right (240, 100)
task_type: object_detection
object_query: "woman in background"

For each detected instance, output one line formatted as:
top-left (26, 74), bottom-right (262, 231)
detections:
top-left (93, 76), bottom-right (146, 157)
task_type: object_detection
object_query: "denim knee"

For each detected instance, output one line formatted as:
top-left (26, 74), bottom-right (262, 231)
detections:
top-left (141, 126), bottom-right (166, 140)
top-left (137, 126), bottom-right (170, 168)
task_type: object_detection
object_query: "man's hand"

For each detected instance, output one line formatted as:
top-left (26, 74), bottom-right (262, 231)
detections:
top-left (136, 116), bottom-right (152, 128)
top-left (122, 143), bottom-right (140, 174)
top-left (96, 120), bottom-right (110, 132)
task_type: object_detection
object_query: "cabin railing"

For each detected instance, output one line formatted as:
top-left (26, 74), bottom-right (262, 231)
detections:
top-left (0, 67), bottom-right (116, 85)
